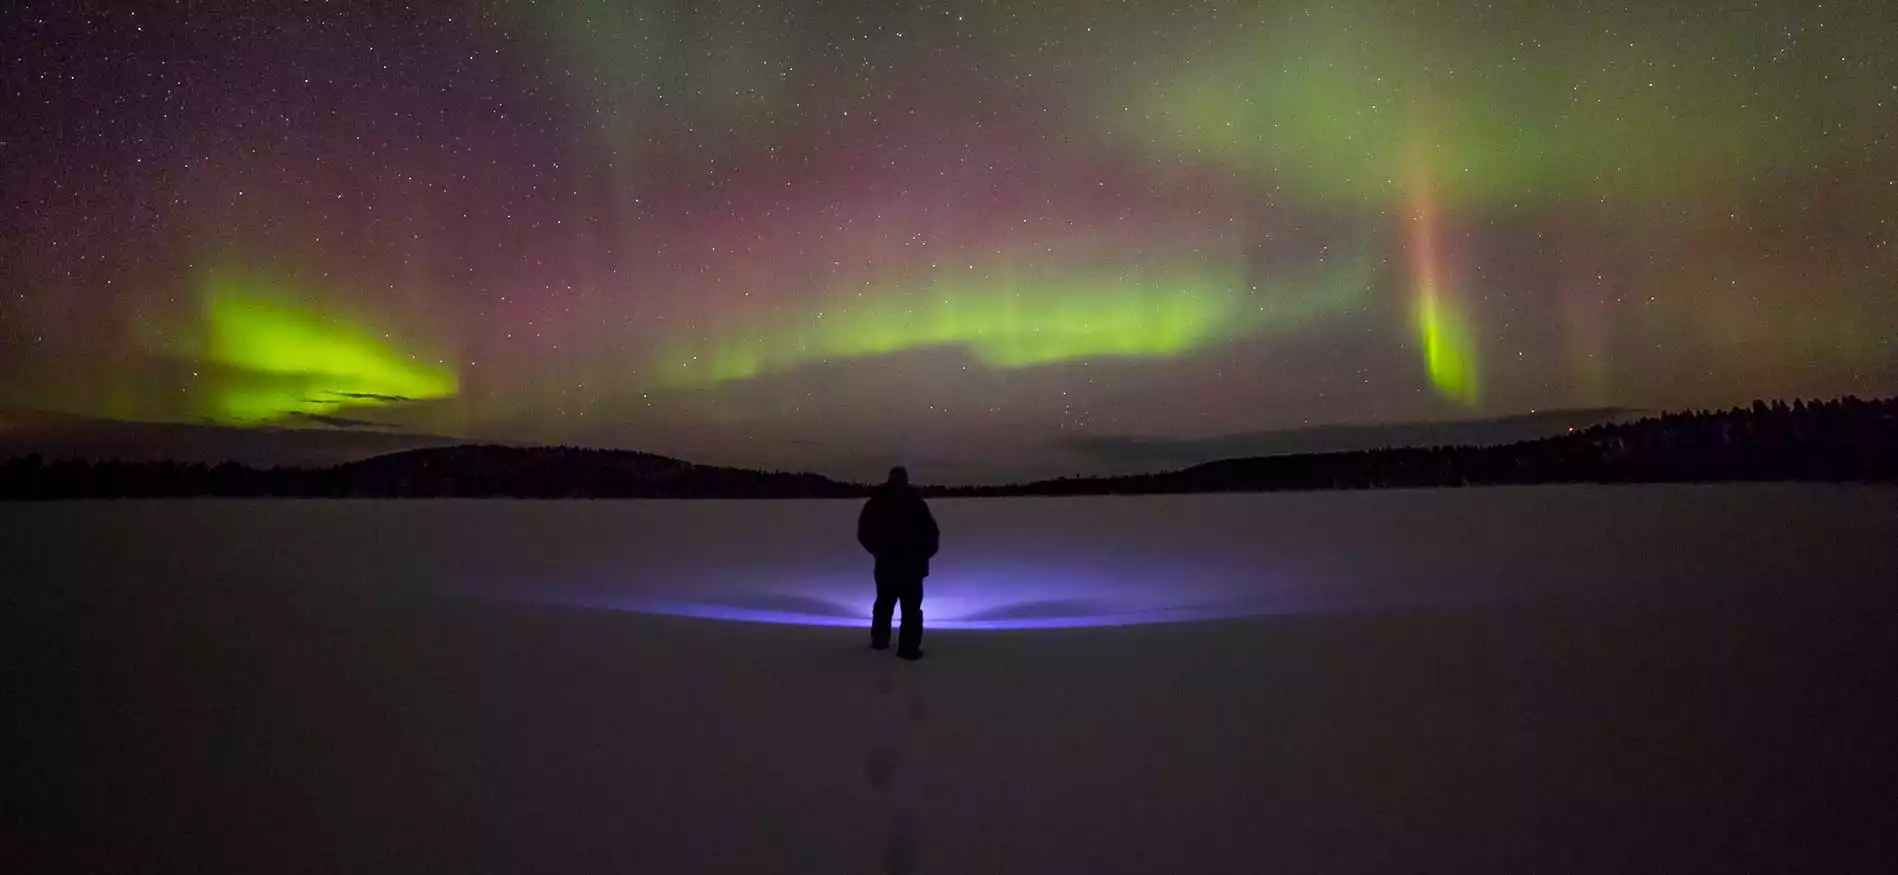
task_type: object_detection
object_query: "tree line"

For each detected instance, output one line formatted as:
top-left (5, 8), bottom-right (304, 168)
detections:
top-left (945, 395), bottom-right (1898, 496)
top-left (2, 396), bottom-right (1893, 500)
top-left (0, 443), bottom-right (859, 499)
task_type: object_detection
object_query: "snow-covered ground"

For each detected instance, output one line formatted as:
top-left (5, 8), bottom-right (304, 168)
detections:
top-left (5, 485), bottom-right (1896, 872)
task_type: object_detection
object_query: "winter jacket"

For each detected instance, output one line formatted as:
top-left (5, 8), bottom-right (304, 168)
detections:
top-left (856, 484), bottom-right (940, 576)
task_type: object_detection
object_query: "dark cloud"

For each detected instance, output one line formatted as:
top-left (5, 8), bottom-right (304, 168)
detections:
top-left (0, 410), bottom-right (465, 467)
top-left (286, 412), bottom-right (404, 430)
top-left (321, 392), bottom-right (415, 403)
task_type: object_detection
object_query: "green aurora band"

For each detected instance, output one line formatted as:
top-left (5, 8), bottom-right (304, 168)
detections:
top-left (1116, 3), bottom-right (1865, 207)
top-left (652, 258), bottom-right (1375, 388)
top-left (192, 275), bottom-right (458, 423)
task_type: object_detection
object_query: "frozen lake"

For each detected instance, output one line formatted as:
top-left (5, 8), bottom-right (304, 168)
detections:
top-left (10, 484), bottom-right (1895, 628)
top-left (6, 485), bottom-right (1897, 872)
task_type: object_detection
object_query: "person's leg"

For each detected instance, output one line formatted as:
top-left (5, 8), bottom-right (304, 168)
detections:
top-left (896, 575), bottom-right (925, 658)
top-left (870, 567), bottom-right (896, 649)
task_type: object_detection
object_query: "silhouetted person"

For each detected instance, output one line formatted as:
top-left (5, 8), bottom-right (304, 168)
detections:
top-left (857, 466), bottom-right (938, 660)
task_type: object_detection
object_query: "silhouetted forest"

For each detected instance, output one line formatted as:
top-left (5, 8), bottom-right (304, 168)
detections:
top-left (947, 396), bottom-right (1898, 497)
top-left (2, 396), bottom-right (1893, 500)
top-left (0, 444), bottom-right (859, 499)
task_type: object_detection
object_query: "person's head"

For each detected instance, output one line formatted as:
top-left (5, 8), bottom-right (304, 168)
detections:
top-left (886, 466), bottom-right (910, 487)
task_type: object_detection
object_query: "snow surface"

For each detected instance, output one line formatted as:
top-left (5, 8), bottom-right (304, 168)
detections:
top-left (5, 485), bottom-right (1897, 872)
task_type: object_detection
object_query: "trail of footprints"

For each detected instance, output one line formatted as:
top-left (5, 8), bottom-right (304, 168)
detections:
top-left (867, 666), bottom-right (928, 874)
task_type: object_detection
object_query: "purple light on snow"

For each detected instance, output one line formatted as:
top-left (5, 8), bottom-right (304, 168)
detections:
top-left (508, 562), bottom-right (1368, 630)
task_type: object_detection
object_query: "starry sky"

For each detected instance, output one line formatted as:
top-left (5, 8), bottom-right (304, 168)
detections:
top-left (4, 0), bottom-right (1896, 479)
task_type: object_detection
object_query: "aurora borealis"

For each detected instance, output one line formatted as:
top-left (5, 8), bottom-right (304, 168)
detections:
top-left (652, 254), bottom-right (1374, 386)
top-left (194, 273), bottom-right (459, 422)
top-left (4, 0), bottom-right (1895, 477)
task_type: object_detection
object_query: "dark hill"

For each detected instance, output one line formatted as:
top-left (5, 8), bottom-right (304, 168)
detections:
top-left (0, 443), bottom-right (863, 499)
top-left (325, 444), bottom-right (859, 498)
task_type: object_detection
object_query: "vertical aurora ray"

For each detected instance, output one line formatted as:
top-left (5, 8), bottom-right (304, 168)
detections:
top-left (1405, 143), bottom-right (1480, 406)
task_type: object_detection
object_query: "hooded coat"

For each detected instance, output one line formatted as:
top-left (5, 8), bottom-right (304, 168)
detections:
top-left (856, 482), bottom-right (940, 577)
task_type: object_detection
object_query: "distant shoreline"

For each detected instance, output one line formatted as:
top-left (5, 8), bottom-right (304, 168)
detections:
top-left (4, 396), bottom-right (1893, 500)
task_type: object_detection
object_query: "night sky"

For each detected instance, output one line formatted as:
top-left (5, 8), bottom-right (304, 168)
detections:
top-left (4, 1), bottom-right (1895, 478)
